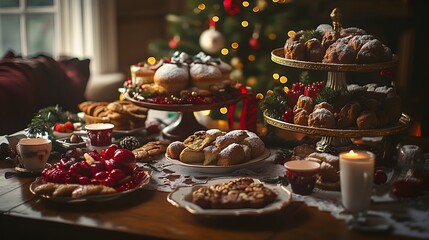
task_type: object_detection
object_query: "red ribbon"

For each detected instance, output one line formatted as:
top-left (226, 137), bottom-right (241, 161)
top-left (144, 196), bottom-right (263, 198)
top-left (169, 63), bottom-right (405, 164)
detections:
top-left (227, 89), bottom-right (259, 133)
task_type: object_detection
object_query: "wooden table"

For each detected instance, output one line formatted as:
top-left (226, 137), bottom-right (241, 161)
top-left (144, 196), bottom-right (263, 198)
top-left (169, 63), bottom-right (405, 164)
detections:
top-left (0, 156), bottom-right (421, 240)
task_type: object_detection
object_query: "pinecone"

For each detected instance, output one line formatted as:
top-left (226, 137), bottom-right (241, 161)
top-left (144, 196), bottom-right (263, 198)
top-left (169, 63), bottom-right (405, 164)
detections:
top-left (120, 136), bottom-right (140, 150)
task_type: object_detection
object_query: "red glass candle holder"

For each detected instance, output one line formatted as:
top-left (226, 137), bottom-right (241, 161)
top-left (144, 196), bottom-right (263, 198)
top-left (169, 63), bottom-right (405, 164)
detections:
top-left (84, 123), bottom-right (114, 147)
top-left (284, 160), bottom-right (320, 195)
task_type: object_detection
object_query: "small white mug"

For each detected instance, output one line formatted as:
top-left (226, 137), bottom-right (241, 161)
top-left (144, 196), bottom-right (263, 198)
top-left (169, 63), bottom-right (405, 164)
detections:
top-left (16, 138), bottom-right (52, 171)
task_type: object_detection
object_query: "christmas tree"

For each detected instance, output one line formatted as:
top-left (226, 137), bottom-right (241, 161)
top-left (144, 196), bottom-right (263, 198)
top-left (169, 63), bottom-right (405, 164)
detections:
top-left (148, 0), bottom-right (314, 120)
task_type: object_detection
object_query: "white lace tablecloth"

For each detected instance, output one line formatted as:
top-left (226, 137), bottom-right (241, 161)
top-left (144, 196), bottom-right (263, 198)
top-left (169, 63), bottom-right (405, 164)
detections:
top-left (139, 149), bottom-right (429, 239)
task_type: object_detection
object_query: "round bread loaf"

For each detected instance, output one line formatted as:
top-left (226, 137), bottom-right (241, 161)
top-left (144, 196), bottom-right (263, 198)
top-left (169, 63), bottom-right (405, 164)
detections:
top-left (154, 63), bottom-right (189, 95)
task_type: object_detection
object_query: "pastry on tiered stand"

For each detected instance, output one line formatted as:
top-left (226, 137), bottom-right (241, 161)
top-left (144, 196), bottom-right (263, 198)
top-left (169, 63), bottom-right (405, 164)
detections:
top-left (265, 8), bottom-right (410, 153)
top-left (123, 51), bottom-right (242, 141)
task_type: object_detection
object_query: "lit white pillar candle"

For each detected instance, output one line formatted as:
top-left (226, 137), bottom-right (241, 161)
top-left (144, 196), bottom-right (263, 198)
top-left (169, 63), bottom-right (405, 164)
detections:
top-left (339, 150), bottom-right (375, 213)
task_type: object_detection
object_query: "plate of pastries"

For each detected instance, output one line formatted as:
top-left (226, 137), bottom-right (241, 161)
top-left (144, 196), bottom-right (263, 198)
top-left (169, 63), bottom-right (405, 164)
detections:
top-left (167, 177), bottom-right (291, 216)
top-left (165, 129), bottom-right (270, 174)
top-left (78, 100), bottom-right (148, 132)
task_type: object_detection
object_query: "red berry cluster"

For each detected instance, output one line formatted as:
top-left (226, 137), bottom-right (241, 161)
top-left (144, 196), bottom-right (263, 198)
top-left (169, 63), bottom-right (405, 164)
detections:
top-left (286, 81), bottom-right (325, 107)
top-left (41, 145), bottom-right (147, 192)
top-left (53, 121), bottom-right (74, 133)
top-left (282, 81), bottom-right (325, 123)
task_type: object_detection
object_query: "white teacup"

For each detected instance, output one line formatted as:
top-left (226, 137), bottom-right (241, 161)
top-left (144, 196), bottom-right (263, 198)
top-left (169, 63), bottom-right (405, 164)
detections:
top-left (16, 138), bottom-right (52, 171)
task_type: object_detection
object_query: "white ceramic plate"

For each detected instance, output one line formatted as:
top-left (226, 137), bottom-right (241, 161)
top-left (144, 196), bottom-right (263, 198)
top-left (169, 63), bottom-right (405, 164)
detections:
top-left (167, 177), bottom-right (292, 216)
top-left (29, 170), bottom-right (151, 203)
top-left (56, 136), bottom-right (88, 148)
top-left (52, 122), bottom-right (85, 138)
top-left (165, 149), bottom-right (271, 174)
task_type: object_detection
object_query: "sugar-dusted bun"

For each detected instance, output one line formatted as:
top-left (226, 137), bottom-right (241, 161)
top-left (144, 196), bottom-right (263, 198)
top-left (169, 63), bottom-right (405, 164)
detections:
top-left (217, 60), bottom-right (232, 79)
top-left (217, 143), bottom-right (246, 166)
top-left (202, 145), bottom-right (220, 166)
top-left (313, 101), bottom-right (334, 113)
top-left (294, 95), bottom-right (314, 113)
top-left (284, 41), bottom-right (305, 60)
top-left (323, 41), bottom-right (356, 64)
top-left (166, 141), bottom-right (185, 159)
top-left (190, 62), bottom-right (223, 90)
top-left (321, 31), bottom-right (340, 49)
top-left (305, 38), bottom-right (325, 62)
top-left (293, 108), bottom-right (309, 126)
top-left (179, 147), bottom-right (204, 163)
top-left (308, 108), bottom-right (336, 129)
top-left (154, 63), bottom-right (189, 95)
top-left (356, 39), bottom-right (386, 64)
top-left (348, 35), bottom-right (374, 52)
top-left (215, 130), bottom-right (248, 150)
top-left (241, 135), bottom-right (265, 159)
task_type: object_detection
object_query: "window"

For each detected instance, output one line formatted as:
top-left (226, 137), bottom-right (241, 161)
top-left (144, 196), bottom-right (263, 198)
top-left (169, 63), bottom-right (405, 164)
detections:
top-left (0, 0), bottom-right (120, 76)
top-left (0, 0), bottom-right (57, 56)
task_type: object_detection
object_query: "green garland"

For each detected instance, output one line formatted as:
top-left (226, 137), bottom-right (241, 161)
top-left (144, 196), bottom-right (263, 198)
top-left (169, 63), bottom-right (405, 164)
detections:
top-left (259, 86), bottom-right (289, 120)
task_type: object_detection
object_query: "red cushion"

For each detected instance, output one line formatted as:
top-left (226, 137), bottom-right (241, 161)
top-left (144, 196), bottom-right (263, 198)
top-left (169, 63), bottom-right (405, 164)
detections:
top-left (0, 51), bottom-right (90, 135)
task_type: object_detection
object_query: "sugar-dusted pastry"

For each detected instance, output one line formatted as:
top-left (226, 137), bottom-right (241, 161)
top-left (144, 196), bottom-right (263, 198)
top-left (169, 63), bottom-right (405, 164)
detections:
top-left (294, 95), bottom-right (314, 113)
top-left (217, 143), bottom-right (246, 166)
top-left (313, 101), bottom-right (334, 113)
top-left (190, 62), bottom-right (223, 90)
top-left (179, 147), bottom-right (205, 163)
top-left (166, 141), bottom-right (185, 159)
top-left (305, 38), bottom-right (325, 62)
top-left (153, 62), bottom-right (189, 95)
top-left (215, 130), bottom-right (248, 150)
top-left (217, 59), bottom-right (232, 79)
top-left (241, 132), bottom-right (265, 158)
top-left (293, 108), bottom-right (309, 126)
top-left (183, 129), bottom-right (223, 151)
top-left (202, 145), bottom-right (220, 166)
top-left (323, 41), bottom-right (357, 64)
top-left (308, 108), bottom-right (336, 129)
top-left (356, 39), bottom-right (386, 64)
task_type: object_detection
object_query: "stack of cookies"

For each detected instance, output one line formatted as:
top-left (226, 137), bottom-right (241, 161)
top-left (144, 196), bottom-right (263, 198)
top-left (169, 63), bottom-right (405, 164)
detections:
top-left (78, 100), bottom-right (148, 130)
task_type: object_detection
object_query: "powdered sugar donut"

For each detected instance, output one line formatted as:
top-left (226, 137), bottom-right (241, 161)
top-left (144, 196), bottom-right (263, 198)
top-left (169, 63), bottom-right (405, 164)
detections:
top-left (190, 62), bottom-right (223, 90)
top-left (154, 63), bottom-right (189, 95)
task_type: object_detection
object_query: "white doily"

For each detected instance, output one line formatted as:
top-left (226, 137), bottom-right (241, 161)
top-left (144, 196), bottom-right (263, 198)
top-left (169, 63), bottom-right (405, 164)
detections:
top-left (138, 149), bottom-right (429, 239)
